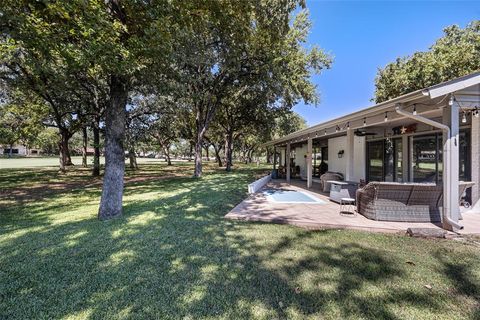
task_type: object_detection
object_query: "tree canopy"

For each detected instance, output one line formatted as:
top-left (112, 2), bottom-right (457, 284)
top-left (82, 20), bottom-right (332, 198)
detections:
top-left (0, 0), bottom-right (330, 219)
top-left (374, 20), bottom-right (480, 103)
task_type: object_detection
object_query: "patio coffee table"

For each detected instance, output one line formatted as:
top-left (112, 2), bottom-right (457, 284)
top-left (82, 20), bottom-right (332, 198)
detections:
top-left (328, 180), bottom-right (359, 203)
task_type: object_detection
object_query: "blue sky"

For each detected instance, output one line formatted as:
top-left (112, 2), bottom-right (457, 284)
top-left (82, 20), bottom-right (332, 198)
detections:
top-left (294, 1), bottom-right (479, 126)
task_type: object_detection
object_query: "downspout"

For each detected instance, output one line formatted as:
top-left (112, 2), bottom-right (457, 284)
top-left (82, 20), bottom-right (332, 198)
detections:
top-left (395, 105), bottom-right (463, 230)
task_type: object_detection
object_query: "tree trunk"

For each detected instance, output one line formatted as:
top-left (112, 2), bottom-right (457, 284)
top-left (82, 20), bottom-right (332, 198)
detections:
top-left (189, 143), bottom-right (193, 161)
top-left (65, 134), bottom-right (73, 166)
top-left (92, 118), bottom-right (101, 177)
top-left (205, 145), bottom-right (209, 161)
top-left (82, 126), bottom-right (88, 167)
top-left (193, 119), bottom-right (204, 177)
top-left (58, 127), bottom-right (71, 173)
top-left (164, 146), bottom-right (172, 166)
top-left (266, 148), bottom-right (272, 164)
top-left (247, 149), bottom-right (253, 163)
top-left (225, 131), bottom-right (233, 172)
top-left (8, 143), bottom-right (13, 158)
top-left (194, 139), bottom-right (203, 177)
top-left (212, 143), bottom-right (223, 167)
top-left (98, 75), bottom-right (128, 220)
top-left (128, 148), bottom-right (138, 169)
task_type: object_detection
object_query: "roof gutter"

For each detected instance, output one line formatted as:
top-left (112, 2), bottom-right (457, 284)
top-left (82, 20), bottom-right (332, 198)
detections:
top-left (395, 104), bottom-right (463, 230)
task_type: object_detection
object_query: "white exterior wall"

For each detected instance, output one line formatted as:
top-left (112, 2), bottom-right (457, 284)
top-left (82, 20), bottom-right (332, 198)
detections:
top-left (294, 144), bottom-right (308, 179)
top-left (328, 136), bottom-right (347, 176)
top-left (326, 136), bottom-right (365, 181)
top-left (353, 136), bottom-right (366, 181)
top-left (281, 136), bottom-right (367, 182)
top-left (0, 144), bottom-right (28, 156)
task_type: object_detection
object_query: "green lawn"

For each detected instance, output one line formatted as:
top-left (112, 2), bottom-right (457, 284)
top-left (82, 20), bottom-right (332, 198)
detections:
top-left (0, 162), bottom-right (479, 319)
top-left (0, 155), bottom-right (174, 169)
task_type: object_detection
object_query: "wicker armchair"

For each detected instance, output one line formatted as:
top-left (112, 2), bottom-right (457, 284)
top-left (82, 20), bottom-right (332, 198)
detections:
top-left (319, 171), bottom-right (344, 192)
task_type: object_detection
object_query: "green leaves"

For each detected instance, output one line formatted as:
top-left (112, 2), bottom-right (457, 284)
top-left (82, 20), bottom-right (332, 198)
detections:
top-left (374, 20), bottom-right (480, 103)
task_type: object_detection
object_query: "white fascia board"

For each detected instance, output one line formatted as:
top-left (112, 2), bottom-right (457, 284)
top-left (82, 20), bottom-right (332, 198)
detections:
top-left (425, 72), bottom-right (480, 99)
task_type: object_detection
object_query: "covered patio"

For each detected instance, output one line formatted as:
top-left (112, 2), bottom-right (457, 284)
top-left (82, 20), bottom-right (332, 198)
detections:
top-left (226, 180), bottom-right (480, 235)
top-left (229, 72), bottom-right (480, 233)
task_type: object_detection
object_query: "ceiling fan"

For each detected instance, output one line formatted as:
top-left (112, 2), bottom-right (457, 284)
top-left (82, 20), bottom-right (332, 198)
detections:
top-left (354, 129), bottom-right (376, 137)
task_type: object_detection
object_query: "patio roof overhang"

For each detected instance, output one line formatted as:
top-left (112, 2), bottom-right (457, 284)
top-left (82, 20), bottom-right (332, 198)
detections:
top-left (263, 71), bottom-right (480, 147)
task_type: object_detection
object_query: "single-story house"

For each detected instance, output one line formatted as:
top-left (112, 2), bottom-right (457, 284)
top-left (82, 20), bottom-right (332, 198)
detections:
top-left (0, 144), bottom-right (42, 156)
top-left (264, 71), bottom-right (480, 231)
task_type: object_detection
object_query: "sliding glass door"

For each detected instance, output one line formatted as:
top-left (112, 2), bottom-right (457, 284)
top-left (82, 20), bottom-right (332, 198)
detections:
top-left (367, 138), bottom-right (403, 182)
top-left (394, 138), bottom-right (403, 182)
top-left (367, 130), bottom-right (470, 185)
top-left (412, 134), bottom-right (442, 183)
top-left (313, 146), bottom-right (328, 177)
top-left (367, 140), bottom-right (384, 182)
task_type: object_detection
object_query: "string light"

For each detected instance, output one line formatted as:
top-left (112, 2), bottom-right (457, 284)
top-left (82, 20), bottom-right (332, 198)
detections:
top-left (384, 112), bottom-right (388, 122)
top-left (347, 122), bottom-right (350, 130)
top-left (462, 112), bottom-right (467, 123)
top-left (474, 108), bottom-right (480, 118)
top-left (324, 129), bottom-right (327, 135)
top-left (413, 104), bottom-right (417, 115)
top-left (363, 118), bottom-right (366, 127)
top-left (335, 126), bottom-right (339, 133)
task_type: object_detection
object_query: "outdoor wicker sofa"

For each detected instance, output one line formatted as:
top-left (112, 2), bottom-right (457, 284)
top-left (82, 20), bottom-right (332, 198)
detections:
top-left (319, 171), bottom-right (344, 192)
top-left (355, 181), bottom-right (474, 222)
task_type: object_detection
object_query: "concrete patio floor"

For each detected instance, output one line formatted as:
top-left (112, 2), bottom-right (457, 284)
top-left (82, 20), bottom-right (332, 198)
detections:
top-left (225, 180), bottom-right (480, 235)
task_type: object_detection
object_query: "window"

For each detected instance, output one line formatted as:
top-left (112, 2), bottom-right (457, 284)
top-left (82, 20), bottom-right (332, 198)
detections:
top-left (313, 146), bottom-right (328, 177)
top-left (459, 130), bottom-right (471, 181)
top-left (412, 134), bottom-right (442, 183)
top-left (394, 139), bottom-right (403, 182)
top-left (367, 138), bottom-right (402, 182)
top-left (3, 148), bottom-right (19, 154)
top-left (367, 130), bottom-right (470, 185)
top-left (367, 140), bottom-right (384, 182)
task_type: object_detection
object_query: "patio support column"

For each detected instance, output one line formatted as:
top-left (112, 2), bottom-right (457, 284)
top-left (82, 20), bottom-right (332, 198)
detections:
top-left (442, 97), bottom-right (460, 230)
top-left (273, 146), bottom-right (277, 171)
top-left (345, 129), bottom-right (354, 181)
top-left (471, 112), bottom-right (480, 209)
top-left (307, 137), bottom-right (313, 188)
top-left (286, 142), bottom-right (291, 183)
top-left (402, 135), bottom-right (409, 182)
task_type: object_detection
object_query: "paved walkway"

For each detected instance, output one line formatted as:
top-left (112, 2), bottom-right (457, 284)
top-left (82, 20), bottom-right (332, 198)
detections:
top-left (225, 180), bottom-right (480, 235)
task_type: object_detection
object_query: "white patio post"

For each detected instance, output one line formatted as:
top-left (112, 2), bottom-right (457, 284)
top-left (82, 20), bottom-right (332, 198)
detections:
top-left (402, 135), bottom-right (409, 182)
top-left (442, 96), bottom-right (460, 230)
top-left (273, 146), bottom-right (277, 171)
top-left (471, 111), bottom-right (480, 208)
top-left (286, 142), bottom-right (291, 183)
top-left (345, 128), bottom-right (354, 181)
top-left (307, 137), bottom-right (313, 188)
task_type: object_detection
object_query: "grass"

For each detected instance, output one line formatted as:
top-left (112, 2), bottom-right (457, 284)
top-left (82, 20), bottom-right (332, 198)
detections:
top-left (0, 161), bottom-right (479, 319)
top-left (0, 155), bottom-right (172, 169)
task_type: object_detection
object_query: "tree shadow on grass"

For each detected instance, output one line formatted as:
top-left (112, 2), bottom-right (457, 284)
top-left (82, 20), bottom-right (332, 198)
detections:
top-left (0, 168), bottom-right (473, 319)
top-left (435, 252), bottom-right (480, 319)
